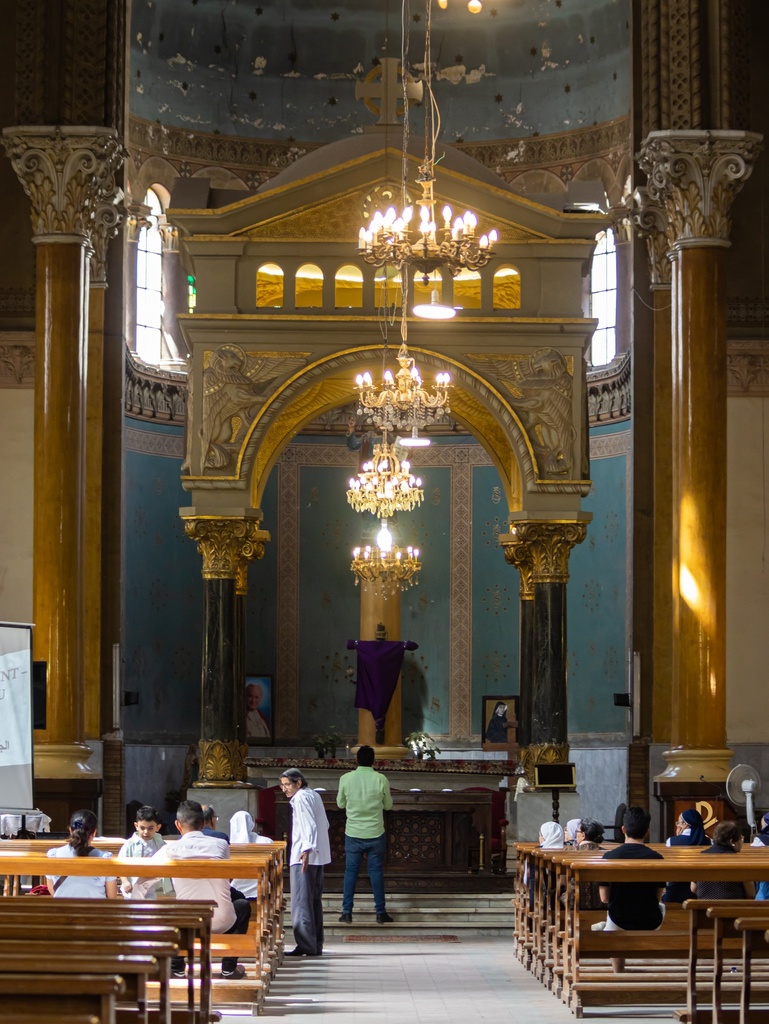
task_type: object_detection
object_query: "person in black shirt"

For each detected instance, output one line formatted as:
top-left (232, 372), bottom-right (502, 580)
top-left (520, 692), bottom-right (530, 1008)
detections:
top-left (596, 806), bottom-right (664, 973)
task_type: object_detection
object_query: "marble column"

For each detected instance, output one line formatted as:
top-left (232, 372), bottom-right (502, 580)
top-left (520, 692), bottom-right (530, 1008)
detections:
top-left (502, 543), bottom-right (534, 750)
top-left (632, 188), bottom-right (674, 743)
top-left (500, 520), bottom-right (587, 780)
top-left (1, 126), bottom-right (122, 780)
top-left (638, 130), bottom-right (762, 782)
top-left (181, 512), bottom-right (270, 786)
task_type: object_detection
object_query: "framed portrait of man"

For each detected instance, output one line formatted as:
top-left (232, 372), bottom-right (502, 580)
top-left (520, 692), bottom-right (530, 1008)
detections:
top-left (481, 695), bottom-right (518, 751)
top-left (245, 675), bottom-right (273, 744)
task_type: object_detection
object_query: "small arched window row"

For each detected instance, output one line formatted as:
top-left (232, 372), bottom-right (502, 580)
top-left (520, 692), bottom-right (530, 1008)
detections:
top-left (254, 261), bottom-right (521, 311)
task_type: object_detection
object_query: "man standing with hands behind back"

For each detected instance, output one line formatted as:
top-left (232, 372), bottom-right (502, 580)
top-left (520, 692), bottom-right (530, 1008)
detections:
top-left (337, 745), bottom-right (394, 924)
top-left (280, 769), bottom-right (331, 958)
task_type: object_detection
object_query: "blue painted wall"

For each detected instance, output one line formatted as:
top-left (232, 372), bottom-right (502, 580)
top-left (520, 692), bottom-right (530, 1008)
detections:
top-left (123, 420), bottom-right (631, 744)
top-left (130, 0), bottom-right (630, 142)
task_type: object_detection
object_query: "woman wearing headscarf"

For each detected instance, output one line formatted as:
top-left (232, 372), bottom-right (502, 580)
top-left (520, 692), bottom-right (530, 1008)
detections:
top-left (663, 808), bottom-right (710, 903)
top-left (229, 810), bottom-right (272, 899)
top-left (564, 819), bottom-right (581, 846)
top-left (751, 812), bottom-right (769, 899)
top-left (692, 821), bottom-right (755, 900)
top-left (539, 821), bottom-right (565, 849)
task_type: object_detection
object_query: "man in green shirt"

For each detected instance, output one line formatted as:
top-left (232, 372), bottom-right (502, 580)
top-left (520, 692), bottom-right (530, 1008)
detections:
top-left (336, 744), bottom-right (394, 923)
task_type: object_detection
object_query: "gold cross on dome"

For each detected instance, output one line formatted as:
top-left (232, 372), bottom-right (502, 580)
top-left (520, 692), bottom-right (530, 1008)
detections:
top-left (355, 57), bottom-right (423, 125)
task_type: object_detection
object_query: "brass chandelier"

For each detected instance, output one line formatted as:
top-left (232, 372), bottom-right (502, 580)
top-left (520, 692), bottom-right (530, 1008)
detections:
top-left (355, 340), bottom-right (451, 435)
top-left (346, 434), bottom-right (424, 518)
top-left (351, 522), bottom-right (422, 594)
top-left (357, 0), bottom-right (497, 289)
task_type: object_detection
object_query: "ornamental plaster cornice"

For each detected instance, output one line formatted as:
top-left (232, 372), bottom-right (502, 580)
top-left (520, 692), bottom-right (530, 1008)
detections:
top-left (637, 130), bottom-right (763, 248)
top-left (2, 126), bottom-right (125, 240)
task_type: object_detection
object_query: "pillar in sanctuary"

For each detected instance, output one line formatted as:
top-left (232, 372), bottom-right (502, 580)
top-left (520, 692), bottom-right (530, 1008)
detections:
top-left (503, 543), bottom-right (534, 751)
top-left (500, 520), bottom-right (587, 780)
top-left (353, 580), bottom-right (410, 758)
top-left (632, 189), bottom-right (674, 746)
top-left (181, 511), bottom-right (270, 786)
top-left (2, 126), bottom-right (123, 784)
top-left (637, 130), bottom-right (762, 783)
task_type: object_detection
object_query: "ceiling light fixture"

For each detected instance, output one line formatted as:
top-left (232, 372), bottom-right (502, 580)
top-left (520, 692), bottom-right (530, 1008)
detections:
top-left (346, 434), bottom-right (424, 519)
top-left (413, 287), bottom-right (456, 320)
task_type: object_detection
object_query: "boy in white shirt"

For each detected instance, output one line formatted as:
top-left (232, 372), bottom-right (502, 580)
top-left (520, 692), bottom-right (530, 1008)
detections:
top-left (118, 805), bottom-right (174, 898)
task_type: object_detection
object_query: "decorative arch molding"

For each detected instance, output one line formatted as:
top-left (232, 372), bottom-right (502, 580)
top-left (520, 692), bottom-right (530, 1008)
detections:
top-left (180, 343), bottom-right (588, 519)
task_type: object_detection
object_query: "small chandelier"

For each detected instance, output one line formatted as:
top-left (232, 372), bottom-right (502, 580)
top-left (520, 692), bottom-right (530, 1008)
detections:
top-left (351, 521), bottom-right (421, 593)
top-left (346, 435), bottom-right (424, 519)
top-left (355, 341), bottom-right (451, 434)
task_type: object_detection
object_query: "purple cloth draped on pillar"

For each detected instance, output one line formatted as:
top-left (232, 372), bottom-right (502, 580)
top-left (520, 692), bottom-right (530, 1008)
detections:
top-left (347, 639), bottom-right (419, 730)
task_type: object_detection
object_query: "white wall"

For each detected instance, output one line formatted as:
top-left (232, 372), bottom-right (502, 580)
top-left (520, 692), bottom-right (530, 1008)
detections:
top-left (727, 396), bottom-right (769, 742)
top-left (0, 390), bottom-right (33, 623)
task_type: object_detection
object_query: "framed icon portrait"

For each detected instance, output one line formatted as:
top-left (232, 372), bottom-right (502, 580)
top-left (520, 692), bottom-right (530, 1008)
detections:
top-left (481, 695), bottom-right (518, 751)
top-left (245, 675), bottom-right (273, 744)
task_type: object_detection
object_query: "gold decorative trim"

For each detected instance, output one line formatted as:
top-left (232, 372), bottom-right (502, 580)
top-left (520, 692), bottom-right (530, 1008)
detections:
top-left (499, 520), bottom-right (588, 584)
top-left (194, 738), bottom-right (249, 785)
top-left (181, 516), bottom-right (270, 580)
top-left (518, 742), bottom-right (571, 785)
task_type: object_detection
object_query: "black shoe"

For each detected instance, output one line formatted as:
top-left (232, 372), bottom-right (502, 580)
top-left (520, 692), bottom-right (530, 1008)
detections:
top-left (284, 947), bottom-right (308, 957)
top-left (219, 965), bottom-right (246, 980)
top-left (376, 912), bottom-right (394, 924)
top-left (171, 969), bottom-right (187, 979)
top-left (338, 912), bottom-right (352, 923)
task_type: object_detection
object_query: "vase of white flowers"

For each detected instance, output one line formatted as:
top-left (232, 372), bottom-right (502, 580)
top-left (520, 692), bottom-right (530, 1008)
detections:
top-left (404, 731), bottom-right (442, 761)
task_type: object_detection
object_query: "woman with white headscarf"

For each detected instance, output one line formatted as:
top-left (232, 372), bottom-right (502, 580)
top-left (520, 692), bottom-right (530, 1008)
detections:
top-left (229, 810), bottom-right (271, 898)
top-left (564, 818), bottom-right (581, 846)
top-left (539, 821), bottom-right (565, 849)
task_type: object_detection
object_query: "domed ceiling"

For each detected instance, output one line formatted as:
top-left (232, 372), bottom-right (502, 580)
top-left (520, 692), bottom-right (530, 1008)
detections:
top-left (130, 0), bottom-right (630, 143)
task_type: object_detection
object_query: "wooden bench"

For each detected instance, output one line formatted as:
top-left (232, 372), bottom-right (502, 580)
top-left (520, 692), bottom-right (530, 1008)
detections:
top-left (0, 849), bottom-right (282, 1016)
top-left (0, 972), bottom-right (125, 1024)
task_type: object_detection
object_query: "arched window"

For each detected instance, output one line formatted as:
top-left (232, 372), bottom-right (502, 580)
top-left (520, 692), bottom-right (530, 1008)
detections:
top-left (295, 263), bottom-right (323, 308)
top-left (136, 189), bottom-right (164, 363)
top-left (453, 269), bottom-right (481, 309)
top-left (335, 264), bottom-right (363, 308)
top-left (589, 229), bottom-right (617, 366)
top-left (493, 265), bottom-right (521, 309)
top-left (256, 263), bottom-right (284, 307)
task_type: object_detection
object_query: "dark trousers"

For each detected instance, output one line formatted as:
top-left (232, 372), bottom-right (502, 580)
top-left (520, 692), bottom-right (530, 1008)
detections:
top-left (342, 833), bottom-right (387, 914)
top-left (171, 898), bottom-right (251, 975)
top-left (290, 863), bottom-right (324, 955)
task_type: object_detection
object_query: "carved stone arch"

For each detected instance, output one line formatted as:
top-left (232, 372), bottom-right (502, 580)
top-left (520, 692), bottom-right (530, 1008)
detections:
top-left (238, 345), bottom-right (539, 515)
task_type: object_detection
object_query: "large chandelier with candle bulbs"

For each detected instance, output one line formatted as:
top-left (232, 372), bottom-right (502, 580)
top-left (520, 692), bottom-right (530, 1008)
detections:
top-left (347, 434), bottom-right (424, 518)
top-left (355, 339), bottom-right (451, 434)
top-left (357, 0), bottom-right (497, 288)
top-left (351, 521), bottom-right (421, 594)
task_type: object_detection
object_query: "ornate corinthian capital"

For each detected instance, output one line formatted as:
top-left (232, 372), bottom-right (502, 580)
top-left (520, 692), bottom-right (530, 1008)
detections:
top-left (1, 126), bottom-right (124, 240)
top-left (631, 186), bottom-right (672, 286)
top-left (182, 515), bottom-right (270, 580)
top-left (90, 198), bottom-right (125, 286)
top-left (195, 739), bottom-right (248, 786)
top-left (637, 130), bottom-right (762, 248)
top-left (499, 520), bottom-right (587, 585)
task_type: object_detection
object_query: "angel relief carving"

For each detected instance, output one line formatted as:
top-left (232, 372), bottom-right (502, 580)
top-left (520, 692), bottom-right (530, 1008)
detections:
top-left (197, 344), bottom-right (303, 473)
top-left (467, 349), bottom-right (576, 477)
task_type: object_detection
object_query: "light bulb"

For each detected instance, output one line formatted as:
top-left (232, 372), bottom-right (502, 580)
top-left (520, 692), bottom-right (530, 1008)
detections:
top-left (377, 523), bottom-right (393, 552)
top-left (488, 228), bottom-right (498, 243)
top-left (442, 204), bottom-right (452, 226)
top-left (403, 206), bottom-right (413, 223)
top-left (384, 369), bottom-right (394, 385)
top-left (438, 0), bottom-right (448, 7)
top-left (468, 0), bottom-right (482, 12)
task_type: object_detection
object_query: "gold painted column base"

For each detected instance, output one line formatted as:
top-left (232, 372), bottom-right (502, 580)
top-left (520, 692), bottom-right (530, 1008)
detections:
top-left (654, 746), bottom-right (734, 783)
top-left (34, 742), bottom-right (96, 779)
top-left (193, 738), bottom-right (250, 788)
top-left (518, 742), bottom-right (570, 785)
top-left (372, 744), bottom-right (410, 760)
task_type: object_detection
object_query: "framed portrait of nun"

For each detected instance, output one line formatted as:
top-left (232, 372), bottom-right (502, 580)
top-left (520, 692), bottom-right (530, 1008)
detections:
top-left (481, 695), bottom-right (518, 751)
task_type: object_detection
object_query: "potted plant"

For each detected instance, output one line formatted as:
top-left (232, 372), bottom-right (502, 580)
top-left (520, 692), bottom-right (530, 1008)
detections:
top-left (313, 726), bottom-right (342, 758)
top-left (404, 731), bottom-right (442, 761)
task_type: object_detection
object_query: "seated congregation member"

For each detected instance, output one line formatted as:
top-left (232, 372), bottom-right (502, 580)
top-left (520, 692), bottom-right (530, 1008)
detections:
top-left (118, 804), bottom-right (174, 899)
top-left (46, 809), bottom-right (118, 898)
top-left (141, 799), bottom-right (251, 979)
top-left (692, 820), bottom-right (755, 899)
top-left (596, 806), bottom-right (664, 971)
top-left (576, 818), bottom-right (605, 850)
top-left (229, 809), bottom-right (272, 899)
top-left (201, 804), bottom-right (229, 841)
top-left (563, 818), bottom-right (606, 910)
top-left (752, 812), bottom-right (769, 899)
top-left (662, 807), bottom-right (710, 904)
top-left (565, 819), bottom-right (582, 846)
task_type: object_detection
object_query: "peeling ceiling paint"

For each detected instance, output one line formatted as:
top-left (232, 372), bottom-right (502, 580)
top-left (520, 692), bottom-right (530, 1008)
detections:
top-left (130, 0), bottom-right (630, 142)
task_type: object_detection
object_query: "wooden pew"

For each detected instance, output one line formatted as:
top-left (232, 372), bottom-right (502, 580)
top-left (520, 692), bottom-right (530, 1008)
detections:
top-left (733, 916), bottom-right (769, 1024)
top-left (0, 897), bottom-right (217, 1024)
top-left (0, 973), bottom-right (125, 1024)
top-left (0, 849), bottom-right (278, 1015)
